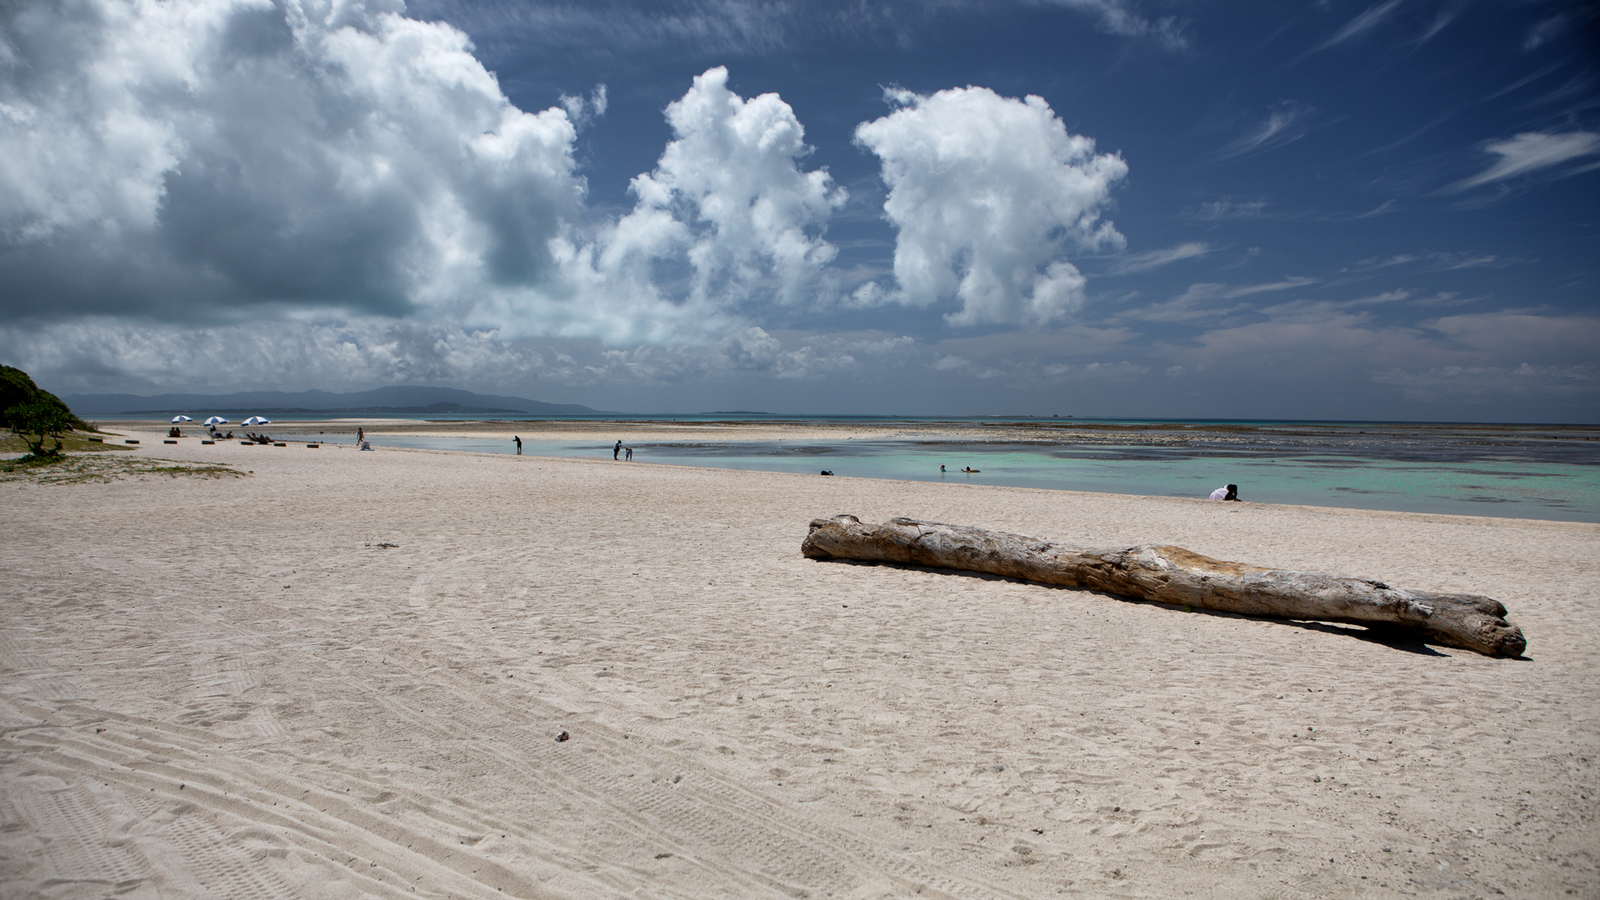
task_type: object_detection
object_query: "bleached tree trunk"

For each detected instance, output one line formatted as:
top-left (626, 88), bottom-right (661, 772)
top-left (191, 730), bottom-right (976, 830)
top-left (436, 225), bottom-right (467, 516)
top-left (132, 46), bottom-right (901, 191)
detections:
top-left (801, 516), bottom-right (1525, 658)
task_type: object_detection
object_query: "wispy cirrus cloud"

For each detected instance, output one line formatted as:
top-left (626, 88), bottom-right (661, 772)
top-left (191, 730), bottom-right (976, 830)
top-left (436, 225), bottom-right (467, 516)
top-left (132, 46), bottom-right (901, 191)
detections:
top-left (405, 0), bottom-right (809, 58)
top-left (1117, 277), bottom-right (1317, 324)
top-left (1454, 131), bottom-right (1600, 190)
top-left (1216, 102), bottom-right (1314, 160)
top-left (1105, 242), bottom-right (1212, 274)
top-left (1336, 289), bottom-right (1467, 309)
top-left (1519, 10), bottom-right (1597, 52)
top-left (1191, 199), bottom-right (1267, 220)
top-left (1480, 63), bottom-right (1563, 103)
top-left (1317, 0), bottom-right (1405, 50)
top-left (1033, 0), bottom-right (1188, 49)
top-left (1345, 251), bottom-right (1518, 273)
top-left (1411, 7), bottom-right (1457, 46)
top-left (1534, 73), bottom-right (1600, 111)
top-left (409, 0), bottom-right (1191, 61)
top-left (1173, 277), bottom-right (1318, 303)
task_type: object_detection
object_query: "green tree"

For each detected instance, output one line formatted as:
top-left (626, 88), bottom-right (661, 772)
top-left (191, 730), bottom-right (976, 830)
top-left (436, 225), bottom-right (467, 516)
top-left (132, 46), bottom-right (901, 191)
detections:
top-left (0, 365), bottom-right (87, 432)
top-left (5, 400), bottom-right (70, 458)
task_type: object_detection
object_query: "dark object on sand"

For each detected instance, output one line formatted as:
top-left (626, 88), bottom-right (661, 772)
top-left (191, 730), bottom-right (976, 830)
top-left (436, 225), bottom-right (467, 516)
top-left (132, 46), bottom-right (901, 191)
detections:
top-left (820, 470), bottom-right (834, 476)
top-left (555, 731), bottom-right (570, 742)
top-left (801, 516), bottom-right (1525, 658)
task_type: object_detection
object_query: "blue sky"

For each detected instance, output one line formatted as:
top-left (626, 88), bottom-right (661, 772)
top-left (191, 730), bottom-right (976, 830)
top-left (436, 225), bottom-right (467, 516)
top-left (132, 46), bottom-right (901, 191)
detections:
top-left (2, 0), bottom-right (1596, 420)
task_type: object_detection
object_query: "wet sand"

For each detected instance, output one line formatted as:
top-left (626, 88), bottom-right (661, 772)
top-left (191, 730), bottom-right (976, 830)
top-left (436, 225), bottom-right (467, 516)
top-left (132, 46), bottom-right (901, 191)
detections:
top-left (2, 429), bottom-right (1597, 898)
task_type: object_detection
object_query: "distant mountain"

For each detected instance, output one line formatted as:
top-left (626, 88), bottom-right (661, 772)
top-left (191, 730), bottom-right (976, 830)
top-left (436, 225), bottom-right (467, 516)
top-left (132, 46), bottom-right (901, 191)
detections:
top-left (64, 386), bottom-right (615, 417)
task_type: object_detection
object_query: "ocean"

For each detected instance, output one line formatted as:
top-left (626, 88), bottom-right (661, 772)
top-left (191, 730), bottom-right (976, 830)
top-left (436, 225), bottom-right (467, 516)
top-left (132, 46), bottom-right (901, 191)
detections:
top-left (262, 418), bottom-right (1600, 523)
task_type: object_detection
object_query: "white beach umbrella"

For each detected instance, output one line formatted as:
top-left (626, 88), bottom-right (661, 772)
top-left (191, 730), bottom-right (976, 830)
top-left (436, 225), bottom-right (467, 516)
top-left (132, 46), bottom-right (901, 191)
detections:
top-left (241, 416), bottom-right (271, 426)
top-left (203, 416), bottom-right (227, 425)
top-left (171, 415), bottom-right (192, 423)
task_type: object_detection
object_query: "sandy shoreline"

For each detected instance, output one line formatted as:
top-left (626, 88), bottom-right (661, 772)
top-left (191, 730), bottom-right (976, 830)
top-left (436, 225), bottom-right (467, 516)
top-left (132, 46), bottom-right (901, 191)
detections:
top-left (94, 416), bottom-right (1600, 448)
top-left (3, 430), bottom-right (1597, 898)
top-left (98, 417), bottom-right (1095, 445)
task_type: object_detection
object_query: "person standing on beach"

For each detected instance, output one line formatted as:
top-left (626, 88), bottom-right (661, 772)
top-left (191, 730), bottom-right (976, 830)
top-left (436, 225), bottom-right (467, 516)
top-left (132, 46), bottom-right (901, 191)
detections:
top-left (1210, 483), bottom-right (1240, 501)
top-left (614, 440), bottom-right (622, 460)
top-left (625, 446), bottom-right (633, 461)
top-left (514, 435), bottom-right (522, 455)
top-left (356, 426), bottom-right (364, 446)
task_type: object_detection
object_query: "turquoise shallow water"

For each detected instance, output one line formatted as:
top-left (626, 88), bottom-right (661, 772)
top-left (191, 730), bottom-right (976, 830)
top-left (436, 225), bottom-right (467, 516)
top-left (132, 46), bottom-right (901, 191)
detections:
top-left (317, 432), bottom-right (1600, 523)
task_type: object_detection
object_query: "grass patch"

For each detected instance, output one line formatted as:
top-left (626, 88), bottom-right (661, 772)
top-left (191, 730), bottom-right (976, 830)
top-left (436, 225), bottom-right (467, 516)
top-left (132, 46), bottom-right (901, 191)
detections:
top-left (0, 431), bottom-right (129, 455)
top-left (0, 454), bottom-right (246, 485)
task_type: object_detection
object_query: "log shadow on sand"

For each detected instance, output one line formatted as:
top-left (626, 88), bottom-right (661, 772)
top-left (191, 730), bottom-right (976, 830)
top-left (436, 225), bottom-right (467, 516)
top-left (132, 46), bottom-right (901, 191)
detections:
top-left (820, 558), bottom-right (1464, 657)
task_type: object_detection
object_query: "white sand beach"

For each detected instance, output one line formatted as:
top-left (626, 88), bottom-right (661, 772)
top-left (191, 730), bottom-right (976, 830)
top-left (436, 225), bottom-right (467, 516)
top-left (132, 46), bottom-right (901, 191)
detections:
top-left (2, 430), bottom-right (1597, 899)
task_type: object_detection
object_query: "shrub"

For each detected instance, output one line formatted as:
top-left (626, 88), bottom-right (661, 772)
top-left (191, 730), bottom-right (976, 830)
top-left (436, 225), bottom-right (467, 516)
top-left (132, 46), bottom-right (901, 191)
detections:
top-left (4, 400), bottom-right (70, 458)
top-left (0, 365), bottom-right (88, 432)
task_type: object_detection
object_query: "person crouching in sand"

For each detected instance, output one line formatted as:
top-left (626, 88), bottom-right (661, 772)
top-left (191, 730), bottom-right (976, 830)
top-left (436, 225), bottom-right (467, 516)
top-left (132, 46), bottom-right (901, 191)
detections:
top-left (1210, 483), bottom-right (1240, 501)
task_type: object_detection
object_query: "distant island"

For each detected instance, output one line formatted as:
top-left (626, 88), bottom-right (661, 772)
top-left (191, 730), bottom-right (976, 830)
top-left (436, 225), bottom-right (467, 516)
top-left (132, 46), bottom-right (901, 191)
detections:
top-left (65, 386), bottom-right (616, 417)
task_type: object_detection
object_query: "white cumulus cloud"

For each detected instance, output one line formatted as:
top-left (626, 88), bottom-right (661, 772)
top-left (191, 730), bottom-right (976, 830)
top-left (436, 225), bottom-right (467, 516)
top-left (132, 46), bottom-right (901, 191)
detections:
top-left (854, 85), bottom-right (1127, 327)
top-left (0, 1), bottom-right (1151, 398)
top-left (603, 67), bottom-right (844, 310)
top-left (0, 5), bottom-right (853, 349)
top-left (0, 0), bottom-right (587, 323)
top-left (498, 66), bottom-right (848, 345)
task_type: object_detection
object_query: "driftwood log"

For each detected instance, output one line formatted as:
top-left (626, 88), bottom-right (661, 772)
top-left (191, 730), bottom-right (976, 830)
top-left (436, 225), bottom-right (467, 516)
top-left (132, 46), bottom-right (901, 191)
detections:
top-left (802, 515), bottom-right (1526, 658)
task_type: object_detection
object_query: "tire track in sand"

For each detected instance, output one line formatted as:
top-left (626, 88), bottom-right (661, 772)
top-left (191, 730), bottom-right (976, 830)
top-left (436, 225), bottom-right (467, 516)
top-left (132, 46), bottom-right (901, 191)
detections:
top-left (6, 659), bottom-right (1035, 900)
